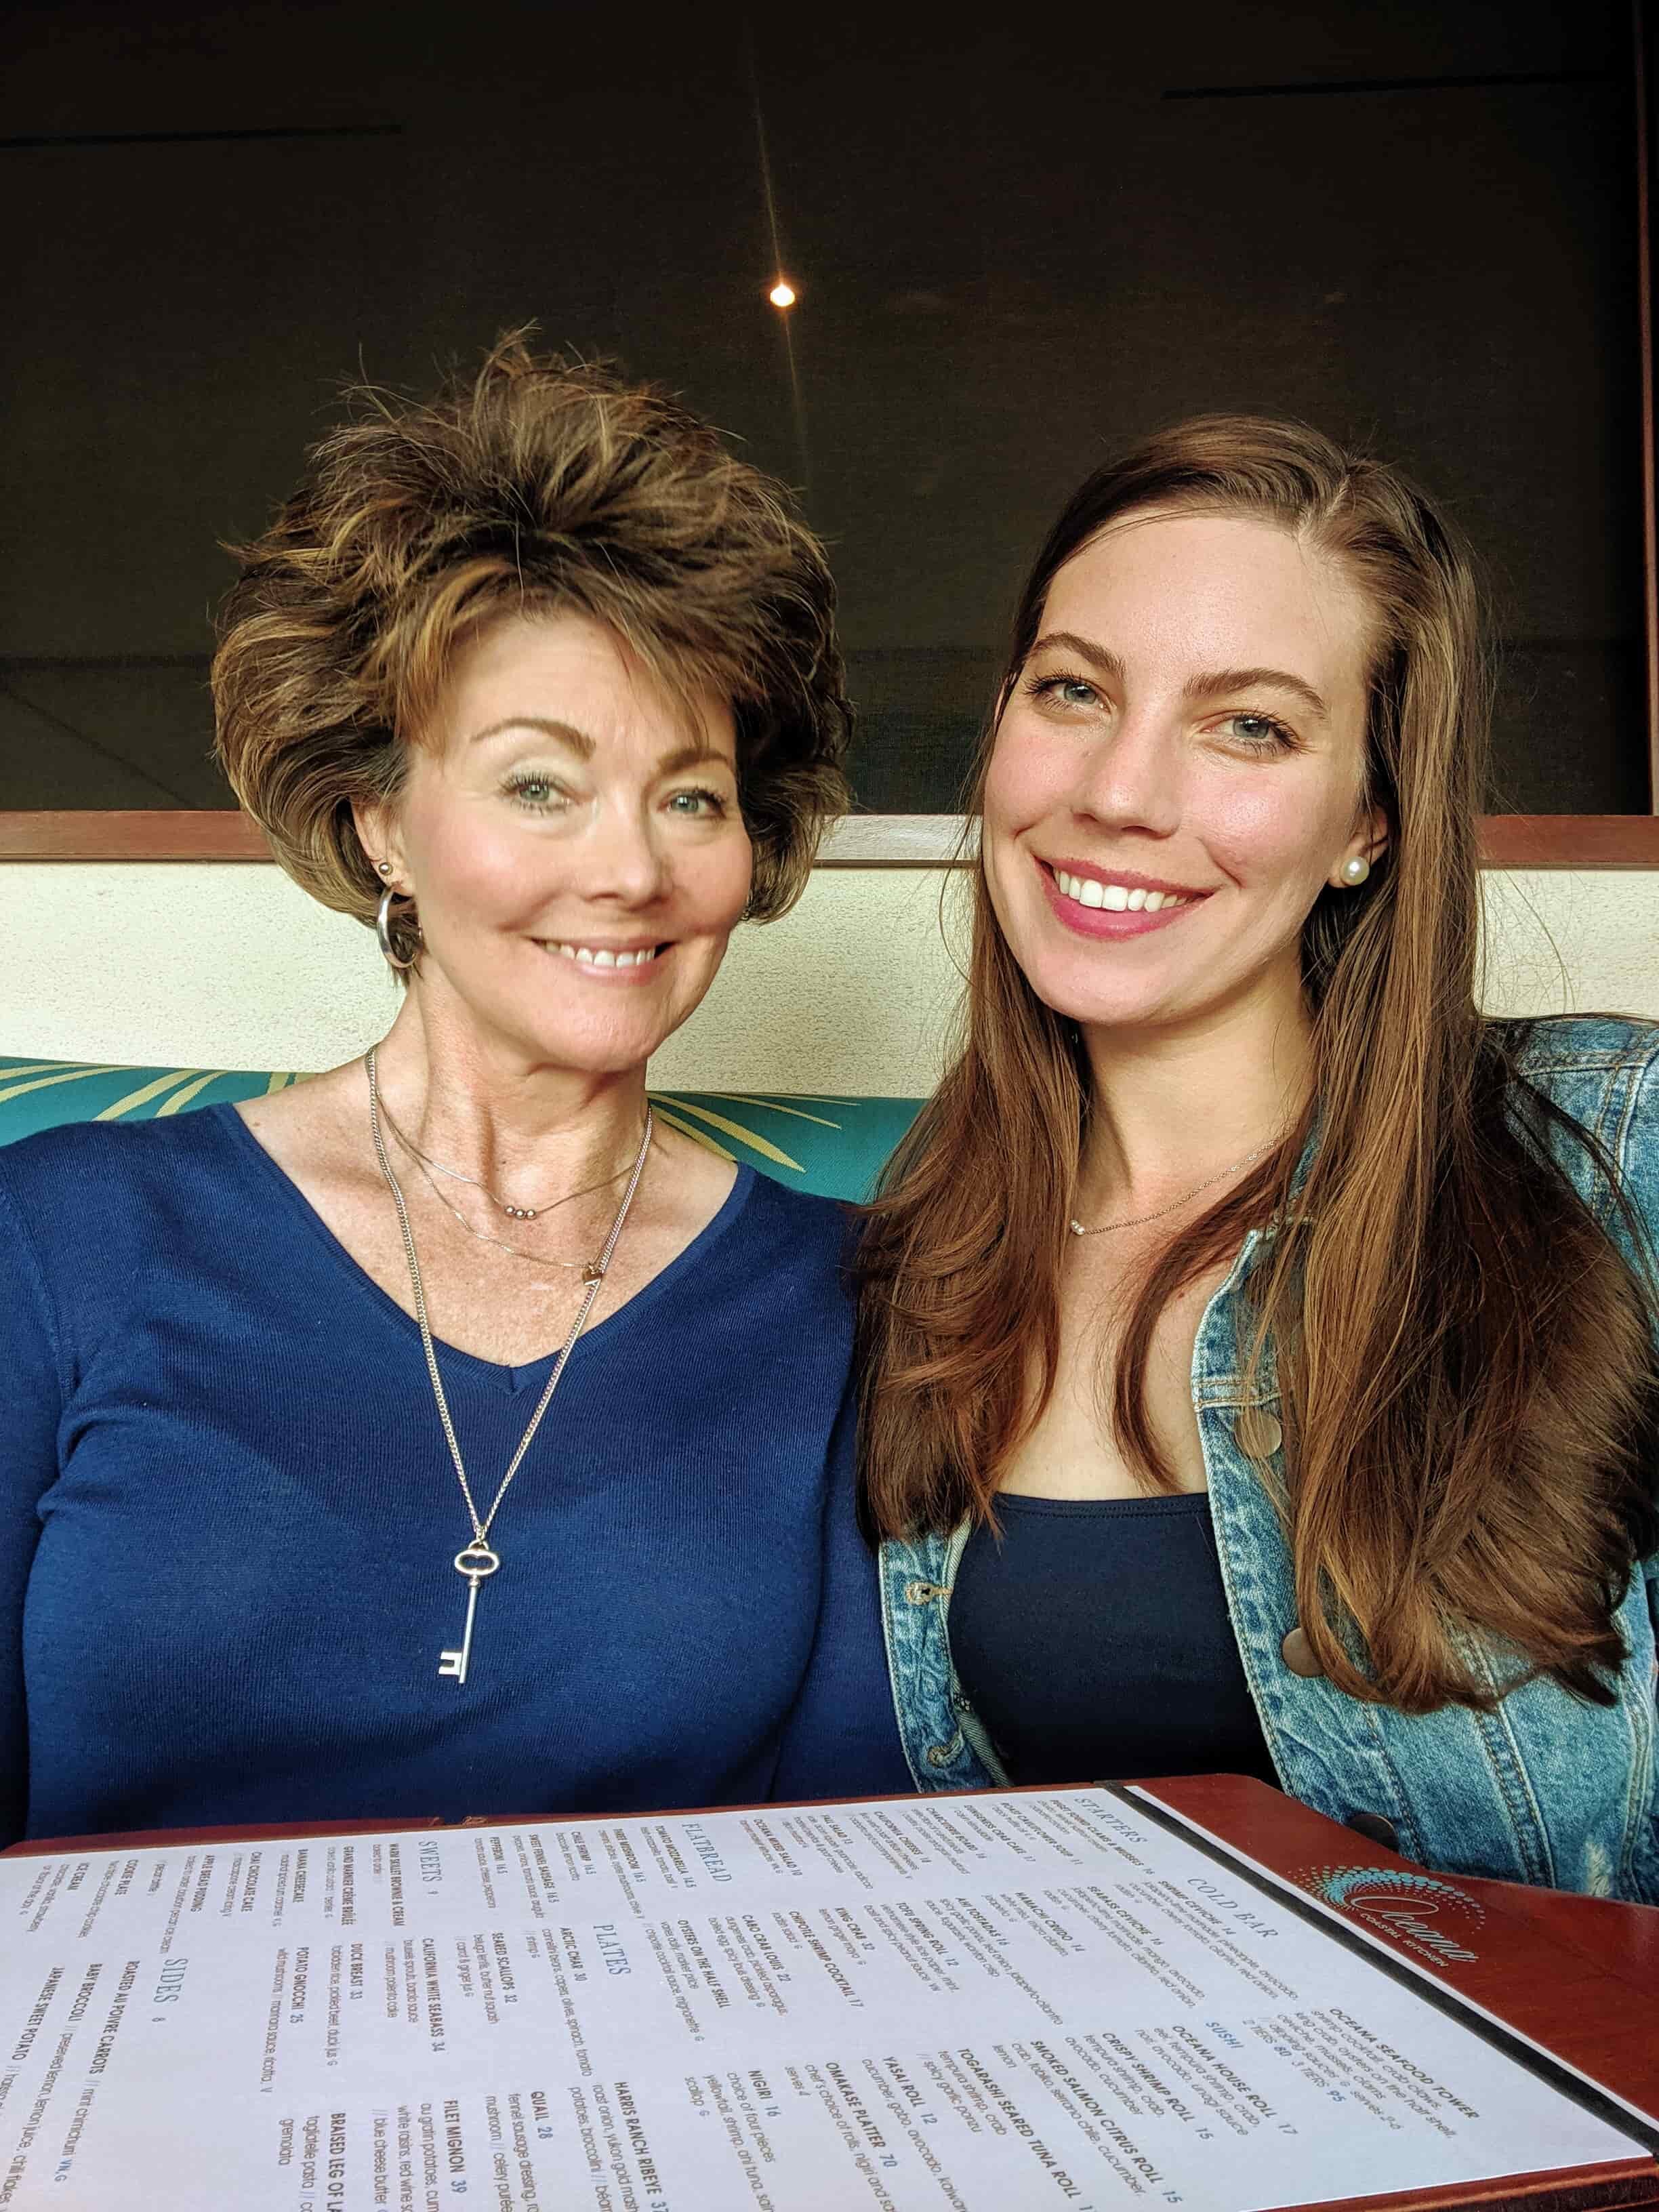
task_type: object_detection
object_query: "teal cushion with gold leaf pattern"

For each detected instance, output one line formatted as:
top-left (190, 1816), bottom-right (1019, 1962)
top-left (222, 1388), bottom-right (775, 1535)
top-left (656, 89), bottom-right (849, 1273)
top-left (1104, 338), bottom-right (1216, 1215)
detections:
top-left (0, 1059), bottom-right (922, 1203)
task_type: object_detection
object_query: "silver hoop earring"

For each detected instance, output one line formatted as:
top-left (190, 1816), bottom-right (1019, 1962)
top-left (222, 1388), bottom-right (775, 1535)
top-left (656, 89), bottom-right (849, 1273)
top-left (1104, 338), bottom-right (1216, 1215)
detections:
top-left (1339, 854), bottom-right (1371, 887)
top-left (375, 884), bottom-right (419, 970)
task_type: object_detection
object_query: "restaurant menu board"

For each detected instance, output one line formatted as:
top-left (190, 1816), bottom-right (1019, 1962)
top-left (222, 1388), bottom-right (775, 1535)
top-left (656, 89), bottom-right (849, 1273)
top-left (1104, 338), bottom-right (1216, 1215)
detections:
top-left (0, 1787), bottom-right (1649, 2211)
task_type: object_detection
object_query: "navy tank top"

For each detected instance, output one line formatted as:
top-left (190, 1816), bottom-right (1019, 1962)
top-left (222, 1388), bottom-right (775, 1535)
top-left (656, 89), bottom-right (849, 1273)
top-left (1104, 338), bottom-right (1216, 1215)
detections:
top-left (949, 1491), bottom-right (1277, 1787)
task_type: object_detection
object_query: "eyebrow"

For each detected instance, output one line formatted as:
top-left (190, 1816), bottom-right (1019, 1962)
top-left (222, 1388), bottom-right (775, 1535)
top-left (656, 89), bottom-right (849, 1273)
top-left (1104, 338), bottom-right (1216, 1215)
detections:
top-left (1030, 631), bottom-right (1127, 685)
top-left (654, 741), bottom-right (733, 777)
top-left (1181, 665), bottom-right (1330, 721)
top-left (467, 715), bottom-right (592, 754)
top-left (465, 716), bottom-right (733, 777)
top-left (1030, 632), bottom-right (1330, 722)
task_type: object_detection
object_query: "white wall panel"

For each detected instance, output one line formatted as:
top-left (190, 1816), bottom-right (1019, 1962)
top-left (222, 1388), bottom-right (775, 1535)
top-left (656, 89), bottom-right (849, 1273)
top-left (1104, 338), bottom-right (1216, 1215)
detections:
top-left (2, 862), bottom-right (1654, 1094)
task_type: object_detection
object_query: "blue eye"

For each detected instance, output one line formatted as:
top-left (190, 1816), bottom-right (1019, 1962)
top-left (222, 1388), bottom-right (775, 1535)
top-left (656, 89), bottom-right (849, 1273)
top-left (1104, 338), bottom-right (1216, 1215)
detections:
top-left (503, 774), bottom-right (567, 810)
top-left (668, 787), bottom-right (726, 817)
top-left (1025, 673), bottom-right (1102, 710)
top-left (1221, 714), bottom-right (1294, 752)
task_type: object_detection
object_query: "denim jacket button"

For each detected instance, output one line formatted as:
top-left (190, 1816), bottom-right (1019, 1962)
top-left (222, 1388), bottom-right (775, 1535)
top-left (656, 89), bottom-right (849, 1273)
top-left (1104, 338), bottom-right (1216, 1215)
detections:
top-left (905, 1580), bottom-right (944, 1606)
top-left (926, 1739), bottom-right (960, 1769)
top-left (1235, 1405), bottom-right (1283, 1459)
top-left (1281, 1626), bottom-right (1324, 1678)
top-left (1345, 1811), bottom-right (1401, 1852)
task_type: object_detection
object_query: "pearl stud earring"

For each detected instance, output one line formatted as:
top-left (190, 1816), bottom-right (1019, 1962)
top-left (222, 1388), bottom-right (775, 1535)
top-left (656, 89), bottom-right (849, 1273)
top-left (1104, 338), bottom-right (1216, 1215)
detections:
top-left (375, 860), bottom-right (394, 878)
top-left (1339, 854), bottom-right (1371, 887)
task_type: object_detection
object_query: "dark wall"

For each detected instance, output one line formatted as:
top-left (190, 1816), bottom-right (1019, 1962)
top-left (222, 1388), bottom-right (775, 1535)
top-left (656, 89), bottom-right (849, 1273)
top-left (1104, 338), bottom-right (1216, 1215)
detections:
top-left (1, 1), bottom-right (1647, 812)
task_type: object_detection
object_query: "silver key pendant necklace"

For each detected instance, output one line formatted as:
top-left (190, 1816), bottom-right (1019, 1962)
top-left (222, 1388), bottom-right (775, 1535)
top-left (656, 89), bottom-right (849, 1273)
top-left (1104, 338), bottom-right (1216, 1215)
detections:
top-left (366, 1047), bottom-right (653, 1687)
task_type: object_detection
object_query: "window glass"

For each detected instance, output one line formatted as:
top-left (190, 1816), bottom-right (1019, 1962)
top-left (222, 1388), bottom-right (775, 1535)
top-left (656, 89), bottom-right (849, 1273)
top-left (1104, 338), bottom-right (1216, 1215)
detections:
top-left (1, 1), bottom-right (1644, 813)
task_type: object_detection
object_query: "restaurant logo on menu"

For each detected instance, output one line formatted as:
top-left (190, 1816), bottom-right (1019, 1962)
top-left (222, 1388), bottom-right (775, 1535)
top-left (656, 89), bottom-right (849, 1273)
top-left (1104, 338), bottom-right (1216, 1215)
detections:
top-left (1298, 1865), bottom-right (1486, 1967)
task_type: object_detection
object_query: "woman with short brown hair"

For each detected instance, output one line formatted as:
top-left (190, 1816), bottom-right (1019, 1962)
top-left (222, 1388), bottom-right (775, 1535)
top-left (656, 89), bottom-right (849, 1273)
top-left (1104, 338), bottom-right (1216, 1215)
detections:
top-left (214, 334), bottom-right (848, 942)
top-left (859, 416), bottom-right (1659, 1896)
top-left (0, 335), bottom-right (909, 1844)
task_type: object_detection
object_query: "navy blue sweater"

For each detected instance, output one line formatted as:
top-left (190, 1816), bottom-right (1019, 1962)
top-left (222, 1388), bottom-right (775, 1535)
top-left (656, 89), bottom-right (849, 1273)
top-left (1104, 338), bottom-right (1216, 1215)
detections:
top-left (0, 1107), bottom-right (909, 1843)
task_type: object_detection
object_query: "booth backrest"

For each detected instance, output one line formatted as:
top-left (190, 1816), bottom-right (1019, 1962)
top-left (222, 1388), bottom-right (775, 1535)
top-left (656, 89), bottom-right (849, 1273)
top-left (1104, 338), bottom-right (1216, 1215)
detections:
top-left (0, 1059), bottom-right (923, 1204)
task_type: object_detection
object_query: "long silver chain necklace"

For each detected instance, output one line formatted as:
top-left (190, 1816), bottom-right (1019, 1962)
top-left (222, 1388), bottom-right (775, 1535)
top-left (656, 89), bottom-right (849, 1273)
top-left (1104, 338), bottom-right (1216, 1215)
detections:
top-left (375, 1087), bottom-right (632, 1222)
top-left (366, 1046), bottom-right (653, 1685)
top-left (1068, 1135), bottom-right (1279, 1237)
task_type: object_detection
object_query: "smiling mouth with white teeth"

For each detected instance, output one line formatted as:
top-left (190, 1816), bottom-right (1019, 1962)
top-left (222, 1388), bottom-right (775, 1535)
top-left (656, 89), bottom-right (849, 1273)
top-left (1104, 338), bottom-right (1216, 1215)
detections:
top-left (1052, 869), bottom-right (1195, 913)
top-left (544, 942), bottom-right (668, 968)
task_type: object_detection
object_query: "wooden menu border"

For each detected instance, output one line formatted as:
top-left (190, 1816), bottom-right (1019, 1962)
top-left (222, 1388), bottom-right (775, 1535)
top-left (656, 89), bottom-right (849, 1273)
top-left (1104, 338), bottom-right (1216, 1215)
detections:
top-left (1120, 1786), bottom-right (1659, 2159)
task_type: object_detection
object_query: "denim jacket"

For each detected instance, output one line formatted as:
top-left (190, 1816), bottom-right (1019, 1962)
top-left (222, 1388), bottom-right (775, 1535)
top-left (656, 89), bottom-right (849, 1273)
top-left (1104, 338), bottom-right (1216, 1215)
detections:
top-left (878, 1016), bottom-right (1659, 1901)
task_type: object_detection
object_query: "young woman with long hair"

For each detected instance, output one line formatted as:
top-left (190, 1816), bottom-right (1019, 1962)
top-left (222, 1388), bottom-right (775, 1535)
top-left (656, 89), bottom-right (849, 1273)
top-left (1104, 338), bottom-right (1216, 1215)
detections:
top-left (857, 417), bottom-right (1659, 1898)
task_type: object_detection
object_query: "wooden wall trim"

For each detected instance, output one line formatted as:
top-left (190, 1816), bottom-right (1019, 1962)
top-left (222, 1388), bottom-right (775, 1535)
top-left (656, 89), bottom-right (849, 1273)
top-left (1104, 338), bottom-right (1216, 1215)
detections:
top-left (6, 810), bottom-right (1659, 869)
top-left (1476, 814), bottom-right (1659, 867)
top-left (0, 812), bottom-right (272, 860)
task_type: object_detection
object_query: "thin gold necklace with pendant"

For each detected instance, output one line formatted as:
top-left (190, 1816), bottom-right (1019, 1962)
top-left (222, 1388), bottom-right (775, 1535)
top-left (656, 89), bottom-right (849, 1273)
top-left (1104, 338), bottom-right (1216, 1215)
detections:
top-left (366, 1046), bottom-right (653, 1687)
top-left (1067, 1134), bottom-right (1281, 1235)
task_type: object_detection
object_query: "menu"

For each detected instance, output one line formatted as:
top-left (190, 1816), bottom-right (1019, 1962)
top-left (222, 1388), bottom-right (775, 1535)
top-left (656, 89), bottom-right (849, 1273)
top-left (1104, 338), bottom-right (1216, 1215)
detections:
top-left (0, 1786), bottom-right (1650, 2211)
